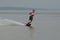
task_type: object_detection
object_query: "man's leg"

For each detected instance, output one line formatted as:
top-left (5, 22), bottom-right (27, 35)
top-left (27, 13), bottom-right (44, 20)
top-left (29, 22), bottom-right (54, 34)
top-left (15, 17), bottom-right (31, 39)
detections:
top-left (26, 16), bottom-right (33, 26)
top-left (26, 20), bottom-right (32, 26)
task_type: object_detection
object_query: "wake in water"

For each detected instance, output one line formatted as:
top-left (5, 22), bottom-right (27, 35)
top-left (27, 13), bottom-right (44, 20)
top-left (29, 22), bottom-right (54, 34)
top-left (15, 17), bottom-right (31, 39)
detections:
top-left (0, 18), bottom-right (25, 26)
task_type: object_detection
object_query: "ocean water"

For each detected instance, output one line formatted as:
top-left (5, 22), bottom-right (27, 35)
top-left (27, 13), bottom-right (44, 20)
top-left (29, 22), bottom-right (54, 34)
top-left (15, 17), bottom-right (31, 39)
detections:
top-left (0, 11), bottom-right (60, 40)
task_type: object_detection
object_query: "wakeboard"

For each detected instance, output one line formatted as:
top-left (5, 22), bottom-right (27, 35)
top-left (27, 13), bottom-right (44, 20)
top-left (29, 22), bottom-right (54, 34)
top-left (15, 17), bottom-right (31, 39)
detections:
top-left (25, 23), bottom-right (32, 28)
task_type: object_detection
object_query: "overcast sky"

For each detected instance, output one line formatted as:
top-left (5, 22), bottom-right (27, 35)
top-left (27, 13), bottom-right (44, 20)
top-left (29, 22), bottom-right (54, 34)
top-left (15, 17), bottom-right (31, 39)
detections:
top-left (0, 0), bottom-right (60, 9)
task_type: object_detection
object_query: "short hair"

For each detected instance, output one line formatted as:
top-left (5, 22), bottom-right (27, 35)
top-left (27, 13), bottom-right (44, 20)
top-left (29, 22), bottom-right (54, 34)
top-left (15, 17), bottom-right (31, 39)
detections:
top-left (32, 9), bottom-right (35, 11)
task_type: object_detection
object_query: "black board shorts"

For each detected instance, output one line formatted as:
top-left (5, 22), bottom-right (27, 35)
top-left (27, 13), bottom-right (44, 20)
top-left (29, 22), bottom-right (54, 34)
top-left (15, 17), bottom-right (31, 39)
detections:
top-left (29, 16), bottom-right (33, 21)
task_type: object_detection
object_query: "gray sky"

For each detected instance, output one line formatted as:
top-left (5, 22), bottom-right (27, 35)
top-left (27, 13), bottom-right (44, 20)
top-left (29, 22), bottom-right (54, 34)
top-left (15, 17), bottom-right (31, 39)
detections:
top-left (0, 0), bottom-right (60, 9)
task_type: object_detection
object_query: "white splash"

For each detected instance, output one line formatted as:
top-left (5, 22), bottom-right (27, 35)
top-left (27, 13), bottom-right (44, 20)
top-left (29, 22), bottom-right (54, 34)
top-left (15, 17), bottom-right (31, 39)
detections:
top-left (0, 18), bottom-right (25, 26)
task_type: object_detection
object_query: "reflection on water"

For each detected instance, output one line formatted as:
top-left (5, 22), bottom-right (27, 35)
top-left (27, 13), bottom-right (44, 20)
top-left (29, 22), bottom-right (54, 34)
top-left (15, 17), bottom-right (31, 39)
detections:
top-left (26, 26), bottom-right (35, 40)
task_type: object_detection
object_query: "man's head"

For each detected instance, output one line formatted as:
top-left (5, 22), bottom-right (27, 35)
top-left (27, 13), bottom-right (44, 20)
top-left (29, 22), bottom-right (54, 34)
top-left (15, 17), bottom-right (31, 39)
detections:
top-left (32, 9), bottom-right (35, 13)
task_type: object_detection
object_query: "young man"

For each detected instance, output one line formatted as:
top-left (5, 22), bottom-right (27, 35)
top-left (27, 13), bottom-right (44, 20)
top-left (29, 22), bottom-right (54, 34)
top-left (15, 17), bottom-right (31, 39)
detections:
top-left (26, 9), bottom-right (35, 26)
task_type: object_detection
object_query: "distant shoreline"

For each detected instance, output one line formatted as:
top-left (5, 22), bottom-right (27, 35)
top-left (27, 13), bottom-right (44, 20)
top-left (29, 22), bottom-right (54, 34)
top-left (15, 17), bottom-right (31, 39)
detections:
top-left (0, 10), bottom-right (60, 13)
top-left (0, 10), bottom-right (60, 15)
